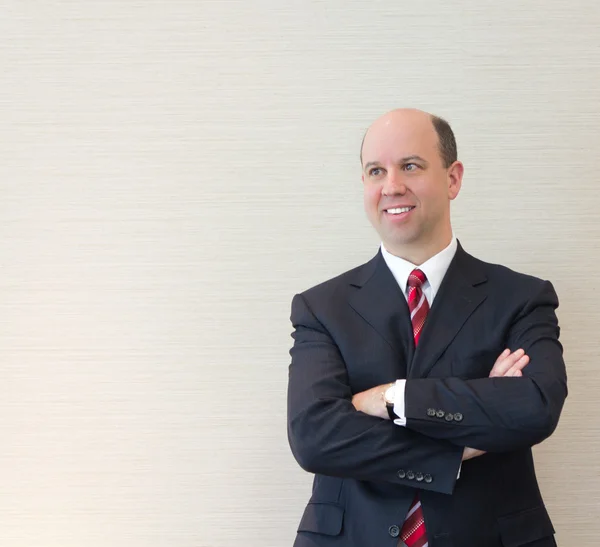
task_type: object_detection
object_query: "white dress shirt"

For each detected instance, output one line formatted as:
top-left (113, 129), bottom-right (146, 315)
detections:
top-left (380, 235), bottom-right (458, 426)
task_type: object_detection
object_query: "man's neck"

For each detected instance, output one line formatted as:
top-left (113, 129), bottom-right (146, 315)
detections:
top-left (384, 234), bottom-right (453, 266)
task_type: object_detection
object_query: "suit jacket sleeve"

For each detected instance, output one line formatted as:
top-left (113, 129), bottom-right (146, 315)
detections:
top-left (287, 292), bottom-right (464, 495)
top-left (403, 280), bottom-right (568, 452)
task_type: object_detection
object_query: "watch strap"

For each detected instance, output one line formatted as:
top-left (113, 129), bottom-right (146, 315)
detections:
top-left (386, 402), bottom-right (397, 420)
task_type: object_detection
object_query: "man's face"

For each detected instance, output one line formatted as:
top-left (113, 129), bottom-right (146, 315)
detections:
top-left (361, 111), bottom-right (461, 255)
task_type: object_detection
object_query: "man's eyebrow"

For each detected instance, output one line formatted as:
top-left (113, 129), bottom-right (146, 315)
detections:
top-left (363, 156), bottom-right (429, 171)
top-left (401, 155), bottom-right (428, 165)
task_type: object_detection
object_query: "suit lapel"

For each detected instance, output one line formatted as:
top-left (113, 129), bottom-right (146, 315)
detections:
top-left (409, 243), bottom-right (489, 379)
top-left (348, 243), bottom-right (489, 379)
top-left (348, 250), bottom-right (414, 362)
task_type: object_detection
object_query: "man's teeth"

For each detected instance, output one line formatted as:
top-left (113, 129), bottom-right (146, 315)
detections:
top-left (386, 207), bottom-right (413, 214)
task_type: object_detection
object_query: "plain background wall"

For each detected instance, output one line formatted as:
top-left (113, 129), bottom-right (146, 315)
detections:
top-left (1, 1), bottom-right (599, 546)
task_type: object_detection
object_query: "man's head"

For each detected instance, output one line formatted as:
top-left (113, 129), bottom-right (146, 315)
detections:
top-left (360, 108), bottom-right (464, 264)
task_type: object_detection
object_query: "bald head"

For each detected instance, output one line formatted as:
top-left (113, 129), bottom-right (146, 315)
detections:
top-left (360, 109), bottom-right (457, 169)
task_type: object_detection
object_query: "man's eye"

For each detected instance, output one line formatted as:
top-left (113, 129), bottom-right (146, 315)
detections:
top-left (404, 163), bottom-right (418, 171)
top-left (369, 168), bottom-right (382, 176)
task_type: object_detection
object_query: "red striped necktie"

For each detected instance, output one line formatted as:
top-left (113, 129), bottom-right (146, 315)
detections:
top-left (399, 268), bottom-right (429, 547)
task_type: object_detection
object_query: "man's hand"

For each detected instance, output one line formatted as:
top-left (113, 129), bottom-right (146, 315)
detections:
top-left (352, 383), bottom-right (394, 419)
top-left (463, 348), bottom-right (530, 461)
top-left (462, 447), bottom-right (486, 461)
top-left (489, 348), bottom-right (529, 377)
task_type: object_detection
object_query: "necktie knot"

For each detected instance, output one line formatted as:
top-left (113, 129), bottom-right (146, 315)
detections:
top-left (407, 268), bottom-right (427, 289)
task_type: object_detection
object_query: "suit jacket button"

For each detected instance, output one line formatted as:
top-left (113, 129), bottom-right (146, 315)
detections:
top-left (454, 412), bottom-right (464, 422)
top-left (397, 470), bottom-right (406, 479)
top-left (389, 525), bottom-right (400, 538)
top-left (436, 410), bottom-right (445, 418)
top-left (427, 408), bottom-right (436, 417)
top-left (445, 413), bottom-right (454, 422)
top-left (424, 474), bottom-right (433, 483)
top-left (406, 470), bottom-right (415, 480)
top-left (416, 472), bottom-right (424, 482)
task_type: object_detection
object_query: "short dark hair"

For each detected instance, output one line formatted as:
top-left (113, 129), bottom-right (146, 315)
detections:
top-left (360, 113), bottom-right (458, 168)
top-left (430, 115), bottom-right (457, 168)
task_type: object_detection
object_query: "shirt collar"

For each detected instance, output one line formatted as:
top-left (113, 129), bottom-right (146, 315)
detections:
top-left (380, 235), bottom-right (458, 302)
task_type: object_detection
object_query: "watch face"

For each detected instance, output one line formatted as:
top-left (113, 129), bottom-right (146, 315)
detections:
top-left (384, 385), bottom-right (396, 404)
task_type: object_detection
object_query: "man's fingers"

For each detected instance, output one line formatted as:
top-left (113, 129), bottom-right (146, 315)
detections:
top-left (489, 349), bottom-right (510, 377)
top-left (504, 355), bottom-right (530, 377)
top-left (489, 348), bottom-right (526, 377)
top-left (513, 354), bottom-right (530, 370)
top-left (493, 348), bottom-right (511, 365)
top-left (463, 447), bottom-right (487, 461)
top-left (504, 365), bottom-right (524, 377)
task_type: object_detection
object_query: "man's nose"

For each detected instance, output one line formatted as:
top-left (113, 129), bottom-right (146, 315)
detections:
top-left (382, 170), bottom-right (407, 196)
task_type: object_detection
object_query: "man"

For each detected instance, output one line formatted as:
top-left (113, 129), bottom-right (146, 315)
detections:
top-left (287, 109), bottom-right (567, 547)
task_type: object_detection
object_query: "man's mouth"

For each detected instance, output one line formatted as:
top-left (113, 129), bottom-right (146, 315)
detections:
top-left (384, 206), bottom-right (415, 215)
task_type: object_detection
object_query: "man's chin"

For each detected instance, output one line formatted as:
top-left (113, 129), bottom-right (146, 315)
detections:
top-left (383, 231), bottom-right (421, 249)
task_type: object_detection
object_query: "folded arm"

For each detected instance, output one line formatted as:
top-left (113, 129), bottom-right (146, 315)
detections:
top-left (403, 280), bottom-right (568, 452)
top-left (351, 347), bottom-right (529, 461)
top-left (287, 293), bottom-right (463, 495)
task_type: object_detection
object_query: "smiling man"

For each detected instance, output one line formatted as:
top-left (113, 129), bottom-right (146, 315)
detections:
top-left (287, 109), bottom-right (567, 547)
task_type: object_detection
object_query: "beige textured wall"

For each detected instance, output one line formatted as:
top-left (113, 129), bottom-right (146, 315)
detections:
top-left (1, 1), bottom-right (599, 546)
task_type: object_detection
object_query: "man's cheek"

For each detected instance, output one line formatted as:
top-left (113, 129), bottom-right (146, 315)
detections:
top-left (367, 190), bottom-right (380, 209)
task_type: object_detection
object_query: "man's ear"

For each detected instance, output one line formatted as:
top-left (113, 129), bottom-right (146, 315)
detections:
top-left (448, 161), bottom-right (464, 200)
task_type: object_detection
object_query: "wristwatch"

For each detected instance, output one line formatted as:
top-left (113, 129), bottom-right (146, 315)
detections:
top-left (384, 383), bottom-right (397, 420)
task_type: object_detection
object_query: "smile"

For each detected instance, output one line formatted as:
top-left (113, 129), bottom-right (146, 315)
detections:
top-left (385, 206), bottom-right (415, 215)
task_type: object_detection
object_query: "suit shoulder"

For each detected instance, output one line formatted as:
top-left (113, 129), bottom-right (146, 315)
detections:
top-left (468, 253), bottom-right (554, 294)
top-left (294, 256), bottom-right (376, 303)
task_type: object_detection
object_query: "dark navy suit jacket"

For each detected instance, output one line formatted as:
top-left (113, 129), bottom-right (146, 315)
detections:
top-left (287, 242), bottom-right (567, 547)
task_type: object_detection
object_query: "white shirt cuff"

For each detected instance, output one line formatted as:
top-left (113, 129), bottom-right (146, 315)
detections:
top-left (392, 379), bottom-right (407, 426)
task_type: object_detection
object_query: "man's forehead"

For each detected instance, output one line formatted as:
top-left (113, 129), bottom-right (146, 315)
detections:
top-left (362, 113), bottom-right (437, 163)
top-left (362, 132), bottom-right (435, 162)
top-left (367, 116), bottom-right (434, 142)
